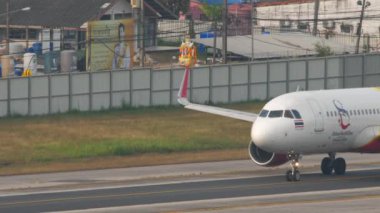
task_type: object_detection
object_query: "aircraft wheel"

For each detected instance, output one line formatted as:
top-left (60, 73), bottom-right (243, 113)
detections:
top-left (286, 170), bottom-right (293, 181)
top-left (321, 157), bottom-right (333, 175)
top-left (286, 170), bottom-right (301, 181)
top-left (334, 158), bottom-right (346, 175)
top-left (293, 170), bottom-right (301, 181)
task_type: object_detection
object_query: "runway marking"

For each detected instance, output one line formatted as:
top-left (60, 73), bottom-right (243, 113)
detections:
top-left (49, 187), bottom-right (380, 213)
top-left (0, 173), bottom-right (379, 208)
top-left (2, 165), bottom-right (380, 198)
top-left (179, 193), bottom-right (380, 212)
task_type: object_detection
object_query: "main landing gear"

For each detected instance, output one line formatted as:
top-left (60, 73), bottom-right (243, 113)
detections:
top-left (286, 152), bottom-right (301, 182)
top-left (321, 152), bottom-right (346, 175)
top-left (285, 152), bottom-right (346, 181)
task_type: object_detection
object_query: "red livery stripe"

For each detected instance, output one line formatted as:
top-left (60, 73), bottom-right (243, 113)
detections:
top-left (180, 68), bottom-right (190, 98)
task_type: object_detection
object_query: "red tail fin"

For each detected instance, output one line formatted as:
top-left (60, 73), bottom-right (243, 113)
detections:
top-left (177, 67), bottom-right (191, 105)
top-left (178, 67), bottom-right (190, 99)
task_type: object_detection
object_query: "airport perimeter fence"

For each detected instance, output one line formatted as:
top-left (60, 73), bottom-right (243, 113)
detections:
top-left (1, 53), bottom-right (380, 117)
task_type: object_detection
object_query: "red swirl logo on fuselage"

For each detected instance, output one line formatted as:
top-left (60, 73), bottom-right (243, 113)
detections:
top-left (333, 100), bottom-right (351, 130)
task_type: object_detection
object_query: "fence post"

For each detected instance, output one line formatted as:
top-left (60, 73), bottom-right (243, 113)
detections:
top-left (362, 54), bottom-right (366, 87)
top-left (286, 61), bottom-right (289, 93)
top-left (305, 60), bottom-right (309, 91)
top-left (209, 65), bottom-right (213, 104)
top-left (28, 77), bottom-right (31, 116)
top-left (48, 74), bottom-right (52, 114)
top-left (189, 68), bottom-right (193, 102)
top-left (324, 57), bottom-right (328, 89)
top-left (266, 61), bottom-right (270, 100)
top-left (247, 63), bottom-right (251, 101)
top-left (149, 68), bottom-right (153, 106)
top-left (109, 71), bottom-right (113, 109)
top-left (69, 72), bottom-right (72, 111)
top-left (228, 65), bottom-right (232, 104)
top-left (129, 70), bottom-right (133, 107)
top-left (169, 68), bottom-right (173, 105)
top-left (342, 56), bottom-right (346, 89)
top-left (89, 72), bottom-right (93, 111)
top-left (7, 77), bottom-right (10, 116)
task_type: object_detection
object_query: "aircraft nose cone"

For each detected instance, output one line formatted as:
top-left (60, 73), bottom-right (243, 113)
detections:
top-left (251, 122), bottom-right (273, 150)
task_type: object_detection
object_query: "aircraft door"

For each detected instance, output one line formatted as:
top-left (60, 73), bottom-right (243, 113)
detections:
top-left (307, 99), bottom-right (324, 132)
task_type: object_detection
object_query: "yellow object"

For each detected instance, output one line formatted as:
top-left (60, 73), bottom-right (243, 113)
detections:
top-left (22, 69), bottom-right (32, 77)
top-left (179, 38), bottom-right (197, 68)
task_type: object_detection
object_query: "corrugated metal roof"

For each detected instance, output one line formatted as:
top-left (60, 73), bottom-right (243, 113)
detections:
top-left (0, 0), bottom-right (117, 28)
top-left (0, 0), bottom-right (177, 28)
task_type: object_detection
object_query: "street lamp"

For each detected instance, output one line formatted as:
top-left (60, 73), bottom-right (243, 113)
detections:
top-left (355, 0), bottom-right (371, 54)
top-left (5, 0), bottom-right (31, 55)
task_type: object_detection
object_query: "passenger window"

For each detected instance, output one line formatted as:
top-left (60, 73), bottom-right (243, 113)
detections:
top-left (377, 109), bottom-right (380, 114)
top-left (354, 110), bottom-right (357, 116)
top-left (291, 110), bottom-right (302, 119)
top-left (268, 110), bottom-right (283, 118)
top-left (365, 109), bottom-right (368, 115)
top-left (284, 110), bottom-right (294, 119)
top-left (259, 110), bottom-right (269, 118)
top-left (326, 112), bottom-right (329, 117)
top-left (334, 111), bottom-right (337, 117)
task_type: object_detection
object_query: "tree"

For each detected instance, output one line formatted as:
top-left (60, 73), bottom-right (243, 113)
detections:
top-left (314, 41), bottom-right (334, 57)
top-left (200, 3), bottom-right (223, 22)
top-left (200, 3), bottom-right (223, 63)
top-left (161, 0), bottom-right (190, 15)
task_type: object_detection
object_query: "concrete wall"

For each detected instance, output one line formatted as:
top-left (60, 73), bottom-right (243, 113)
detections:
top-left (1, 53), bottom-right (380, 117)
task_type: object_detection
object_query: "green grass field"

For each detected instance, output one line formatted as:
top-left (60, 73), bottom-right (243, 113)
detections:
top-left (0, 102), bottom-right (265, 174)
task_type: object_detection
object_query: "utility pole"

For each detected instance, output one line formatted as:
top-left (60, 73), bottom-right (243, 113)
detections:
top-left (222, 0), bottom-right (227, 64)
top-left (212, 21), bottom-right (217, 64)
top-left (140, 0), bottom-right (145, 67)
top-left (6, 0), bottom-right (10, 55)
top-left (251, 0), bottom-right (255, 61)
top-left (312, 0), bottom-right (320, 36)
top-left (356, 0), bottom-right (370, 54)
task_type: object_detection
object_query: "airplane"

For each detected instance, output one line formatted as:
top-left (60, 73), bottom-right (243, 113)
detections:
top-left (177, 68), bottom-right (380, 181)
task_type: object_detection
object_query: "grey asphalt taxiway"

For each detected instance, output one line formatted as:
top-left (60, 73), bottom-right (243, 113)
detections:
top-left (1, 153), bottom-right (380, 213)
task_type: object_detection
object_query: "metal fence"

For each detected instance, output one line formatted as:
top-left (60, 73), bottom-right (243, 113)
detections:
top-left (157, 20), bottom-right (214, 42)
top-left (1, 53), bottom-right (380, 117)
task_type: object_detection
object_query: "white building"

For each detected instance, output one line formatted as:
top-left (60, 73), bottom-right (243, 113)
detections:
top-left (256, 0), bottom-right (380, 36)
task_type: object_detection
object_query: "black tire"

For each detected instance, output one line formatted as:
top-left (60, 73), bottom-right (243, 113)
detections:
top-left (321, 157), bottom-right (333, 175)
top-left (293, 170), bottom-right (301, 181)
top-left (334, 158), bottom-right (346, 175)
top-left (286, 170), bottom-right (293, 182)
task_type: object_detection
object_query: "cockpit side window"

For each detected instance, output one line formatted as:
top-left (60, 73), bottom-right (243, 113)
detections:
top-left (268, 110), bottom-right (283, 118)
top-left (259, 110), bottom-right (269, 118)
top-left (291, 109), bottom-right (302, 119)
top-left (284, 110), bottom-right (294, 119)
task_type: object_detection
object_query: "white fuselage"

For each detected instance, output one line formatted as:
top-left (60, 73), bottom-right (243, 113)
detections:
top-left (252, 87), bottom-right (380, 155)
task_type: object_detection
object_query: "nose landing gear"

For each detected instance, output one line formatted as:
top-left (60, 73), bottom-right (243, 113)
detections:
top-left (321, 152), bottom-right (346, 175)
top-left (286, 152), bottom-right (301, 182)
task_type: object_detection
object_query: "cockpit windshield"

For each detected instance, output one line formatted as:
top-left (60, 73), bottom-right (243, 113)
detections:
top-left (268, 110), bottom-right (283, 118)
top-left (259, 110), bottom-right (269, 118)
top-left (291, 109), bottom-right (302, 119)
top-left (284, 110), bottom-right (294, 118)
top-left (259, 109), bottom-right (301, 119)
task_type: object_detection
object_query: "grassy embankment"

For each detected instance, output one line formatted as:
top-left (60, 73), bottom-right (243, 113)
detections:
top-left (0, 102), bottom-right (265, 175)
